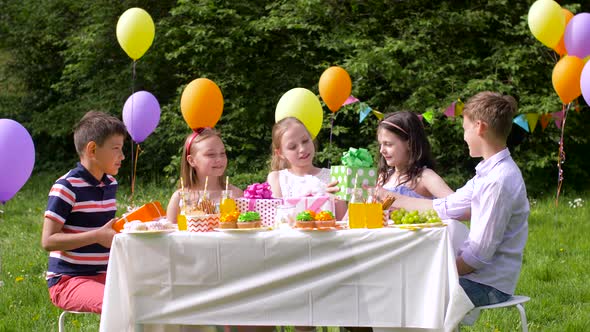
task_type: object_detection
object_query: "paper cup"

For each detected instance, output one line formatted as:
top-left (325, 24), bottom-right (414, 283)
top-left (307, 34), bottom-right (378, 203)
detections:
top-left (187, 214), bottom-right (220, 232)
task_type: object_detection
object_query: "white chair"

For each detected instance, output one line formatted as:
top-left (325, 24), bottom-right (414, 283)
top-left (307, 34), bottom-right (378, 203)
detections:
top-left (459, 295), bottom-right (530, 332)
top-left (58, 311), bottom-right (98, 332)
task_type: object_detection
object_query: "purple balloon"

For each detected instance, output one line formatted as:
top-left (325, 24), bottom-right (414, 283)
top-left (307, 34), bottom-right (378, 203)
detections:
top-left (122, 91), bottom-right (161, 143)
top-left (564, 13), bottom-right (590, 59)
top-left (0, 119), bottom-right (35, 203)
top-left (581, 62), bottom-right (590, 106)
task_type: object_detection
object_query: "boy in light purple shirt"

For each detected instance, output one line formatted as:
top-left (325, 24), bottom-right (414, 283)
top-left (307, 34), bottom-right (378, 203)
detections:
top-left (391, 91), bottom-right (529, 307)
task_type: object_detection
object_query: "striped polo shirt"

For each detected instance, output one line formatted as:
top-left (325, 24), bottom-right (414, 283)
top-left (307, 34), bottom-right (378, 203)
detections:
top-left (44, 162), bottom-right (118, 287)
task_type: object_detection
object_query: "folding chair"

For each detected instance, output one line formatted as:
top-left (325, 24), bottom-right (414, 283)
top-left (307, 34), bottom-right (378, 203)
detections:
top-left (459, 295), bottom-right (530, 332)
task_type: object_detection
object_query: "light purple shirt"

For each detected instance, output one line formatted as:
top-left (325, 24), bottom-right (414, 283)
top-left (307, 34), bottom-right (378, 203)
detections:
top-left (433, 148), bottom-right (529, 294)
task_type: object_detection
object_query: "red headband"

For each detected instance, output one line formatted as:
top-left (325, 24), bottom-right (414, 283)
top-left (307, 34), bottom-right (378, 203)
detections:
top-left (380, 120), bottom-right (409, 136)
top-left (185, 127), bottom-right (210, 157)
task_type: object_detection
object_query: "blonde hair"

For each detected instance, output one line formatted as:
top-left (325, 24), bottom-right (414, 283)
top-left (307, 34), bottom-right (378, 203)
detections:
top-left (180, 128), bottom-right (226, 189)
top-left (463, 91), bottom-right (517, 140)
top-left (270, 117), bottom-right (313, 171)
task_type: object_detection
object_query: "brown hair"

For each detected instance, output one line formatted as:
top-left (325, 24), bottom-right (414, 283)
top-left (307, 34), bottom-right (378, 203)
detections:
top-left (376, 111), bottom-right (435, 188)
top-left (270, 117), bottom-right (314, 171)
top-left (180, 128), bottom-right (226, 189)
top-left (463, 91), bottom-right (518, 140)
top-left (73, 111), bottom-right (126, 157)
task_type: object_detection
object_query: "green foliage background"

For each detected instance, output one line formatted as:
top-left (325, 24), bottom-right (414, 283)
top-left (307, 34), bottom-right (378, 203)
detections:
top-left (1, 0), bottom-right (590, 195)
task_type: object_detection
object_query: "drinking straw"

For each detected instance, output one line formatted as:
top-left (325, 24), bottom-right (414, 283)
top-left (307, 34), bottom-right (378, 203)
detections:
top-left (204, 176), bottom-right (209, 195)
top-left (225, 176), bottom-right (229, 192)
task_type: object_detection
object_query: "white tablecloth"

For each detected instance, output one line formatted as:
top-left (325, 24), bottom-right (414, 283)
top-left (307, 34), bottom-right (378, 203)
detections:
top-left (100, 228), bottom-right (473, 332)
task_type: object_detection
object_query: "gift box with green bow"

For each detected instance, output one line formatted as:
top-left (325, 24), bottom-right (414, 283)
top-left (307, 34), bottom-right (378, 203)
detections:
top-left (330, 148), bottom-right (377, 201)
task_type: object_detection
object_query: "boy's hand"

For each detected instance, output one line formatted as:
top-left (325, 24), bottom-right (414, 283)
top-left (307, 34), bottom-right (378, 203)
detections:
top-left (326, 180), bottom-right (340, 194)
top-left (96, 218), bottom-right (117, 248)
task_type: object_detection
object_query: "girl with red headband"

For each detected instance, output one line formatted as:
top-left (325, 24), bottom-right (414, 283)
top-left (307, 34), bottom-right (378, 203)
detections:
top-left (166, 128), bottom-right (243, 223)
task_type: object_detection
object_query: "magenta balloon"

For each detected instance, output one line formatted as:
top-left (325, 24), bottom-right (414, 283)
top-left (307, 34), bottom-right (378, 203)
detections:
top-left (581, 62), bottom-right (590, 106)
top-left (122, 91), bottom-right (161, 143)
top-left (564, 13), bottom-right (590, 59)
top-left (0, 119), bottom-right (35, 203)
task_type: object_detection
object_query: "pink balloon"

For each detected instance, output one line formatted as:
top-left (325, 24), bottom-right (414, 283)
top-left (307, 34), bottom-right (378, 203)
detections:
top-left (122, 91), bottom-right (161, 143)
top-left (564, 13), bottom-right (590, 58)
top-left (0, 119), bottom-right (35, 203)
top-left (581, 61), bottom-right (590, 106)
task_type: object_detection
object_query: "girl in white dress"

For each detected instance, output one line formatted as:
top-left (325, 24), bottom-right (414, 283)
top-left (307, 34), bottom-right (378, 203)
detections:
top-left (266, 117), bottom-right (346, 220)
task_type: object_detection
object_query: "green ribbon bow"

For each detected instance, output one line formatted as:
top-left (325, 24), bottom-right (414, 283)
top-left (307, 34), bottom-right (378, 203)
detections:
top-left (341, 148), bottom-right (373, 168)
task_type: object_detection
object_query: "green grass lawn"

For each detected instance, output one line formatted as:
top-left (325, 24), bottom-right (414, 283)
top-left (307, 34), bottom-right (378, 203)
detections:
top-left (1, 173), bottom-right (589, 331)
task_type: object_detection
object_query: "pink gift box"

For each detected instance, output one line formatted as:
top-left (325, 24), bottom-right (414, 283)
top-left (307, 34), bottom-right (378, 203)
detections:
top-left (283, 195), bottom-right (335, 216)
top-left (236, 198), bottom-right (283, 228)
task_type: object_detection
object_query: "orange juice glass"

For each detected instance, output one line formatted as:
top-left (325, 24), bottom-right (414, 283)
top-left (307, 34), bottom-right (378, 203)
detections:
top-left (365, 202), bottom-right (383, 228)
top-left (348, 188), bottom-right (366, 228)
top-left (220, 190), bottom-right (237, 215)
top-left (348, 203), bottom-right (366, 228)
top-left (177, 214), bottom-right (187, 231)
top-left (365, 188), bottom-right (382, 228)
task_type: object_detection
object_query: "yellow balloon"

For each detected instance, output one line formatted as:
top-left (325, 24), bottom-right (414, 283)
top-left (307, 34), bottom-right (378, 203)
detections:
top-left (116, 8), bottom-right (155, 60)
top-left (528, 0), bottom-right (565, 48)
top-left (585, 56), bottom-right (590, 64)
top-left (275, 88), bottom-right (323, 139)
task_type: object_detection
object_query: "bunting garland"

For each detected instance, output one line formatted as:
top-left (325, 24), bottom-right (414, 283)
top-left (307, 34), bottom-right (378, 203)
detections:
top-left (343, 95), bottom-right (582, 134)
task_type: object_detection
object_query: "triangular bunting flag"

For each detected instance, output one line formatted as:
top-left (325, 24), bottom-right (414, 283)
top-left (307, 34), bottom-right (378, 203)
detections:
top-left (540, 114), bottom-right (552, 131)
top-left (444, 101), bottom-right (456, 117)
top-left (525, 113), bottom-right (539, 133)
top-left (343, 95), bottom-right (360, 106)
top-left (422, 110), bottom-right (434, 124)
top-left (372, 110), bottom-right (384, 120)
top-left (553, 111), bottom-right (564, 129)
top-left (513, 114), bottom-right (530, 132)
top-left (455, 99), bottom-right (464, 116)
top-left (359, 103), bottom-right (372, 123)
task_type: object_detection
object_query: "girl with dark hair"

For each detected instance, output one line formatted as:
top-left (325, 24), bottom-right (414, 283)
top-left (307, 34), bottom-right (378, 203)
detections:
top-left (376, 111), bottom-right (453, 199)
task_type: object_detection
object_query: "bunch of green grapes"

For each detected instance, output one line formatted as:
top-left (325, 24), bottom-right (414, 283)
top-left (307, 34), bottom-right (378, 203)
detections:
top-left (421, 209), bottom-right (442, 224)
top-left (390, 208), bottom-right (441, 224)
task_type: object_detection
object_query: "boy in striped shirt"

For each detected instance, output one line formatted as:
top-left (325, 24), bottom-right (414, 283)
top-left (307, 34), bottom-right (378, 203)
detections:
top-left (42, 111), bottom-right (126, 314)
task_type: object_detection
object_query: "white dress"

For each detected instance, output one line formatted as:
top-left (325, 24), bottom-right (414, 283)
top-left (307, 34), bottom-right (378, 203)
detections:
top-left (278, 168), bottom-right (331, 198)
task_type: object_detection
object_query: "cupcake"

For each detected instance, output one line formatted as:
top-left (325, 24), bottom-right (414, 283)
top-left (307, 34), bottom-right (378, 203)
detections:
top-left (295, 210), bottom-right (315, 228)
top-left (220, 211), bottom-right (240, 229)
top-left (315, 210), bottom-right (336, 228)
top-left (237, 211), bottom-right (261, 229)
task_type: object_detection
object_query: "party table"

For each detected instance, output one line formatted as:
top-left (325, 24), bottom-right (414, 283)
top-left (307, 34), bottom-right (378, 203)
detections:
top-left (100, 228), bottom-right (473, 332)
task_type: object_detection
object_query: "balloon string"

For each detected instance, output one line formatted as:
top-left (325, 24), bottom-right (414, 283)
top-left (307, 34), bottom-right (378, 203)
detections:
top-left (129, 60), bottom-right (137, 207)
top-left (129, 144), bottom-right (142, 207)
top-left (555, 102), bottom-right (571, 207)
top-left (328, 112), bottom-right (335, 168)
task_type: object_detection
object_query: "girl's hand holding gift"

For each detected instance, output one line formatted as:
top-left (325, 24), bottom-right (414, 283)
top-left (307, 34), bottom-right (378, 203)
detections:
top-left (326, 180), bottom-right (340, 194)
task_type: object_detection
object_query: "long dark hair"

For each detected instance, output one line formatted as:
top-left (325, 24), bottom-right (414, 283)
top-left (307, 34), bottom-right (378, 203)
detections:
top-left (377, 111), bottom-right (436, 188)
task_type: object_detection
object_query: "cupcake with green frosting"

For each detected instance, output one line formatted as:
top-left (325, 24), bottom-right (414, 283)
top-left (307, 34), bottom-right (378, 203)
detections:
top-left (237, 211), bottom-right (261, 229)
top-left (295, 210), bottom-right (315, 229)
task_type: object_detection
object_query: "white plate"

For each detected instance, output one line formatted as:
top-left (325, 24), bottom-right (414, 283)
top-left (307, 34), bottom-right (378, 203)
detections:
top-left (388, 222), bottom-right (446, 229)
top-left (214, 227), bottom-right (272, 233)
top-left (294, 226), bottom-right (343, 232)
top-left (122, 229), bottom-right (176, 235)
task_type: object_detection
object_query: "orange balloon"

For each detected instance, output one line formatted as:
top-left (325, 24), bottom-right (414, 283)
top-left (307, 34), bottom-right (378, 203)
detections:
top-left (319, 66), bottom-right (352, 113)
top-left (180, 78), bottom-right (224, 129)
top-left (553, 8), bottom-right (574, 55)
top-left (552, 55), bottom-right (585, 104)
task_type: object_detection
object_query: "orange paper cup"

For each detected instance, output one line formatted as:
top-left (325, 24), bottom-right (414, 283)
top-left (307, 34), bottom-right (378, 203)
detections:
top-left (112, 201), bottom-right (165, 233)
